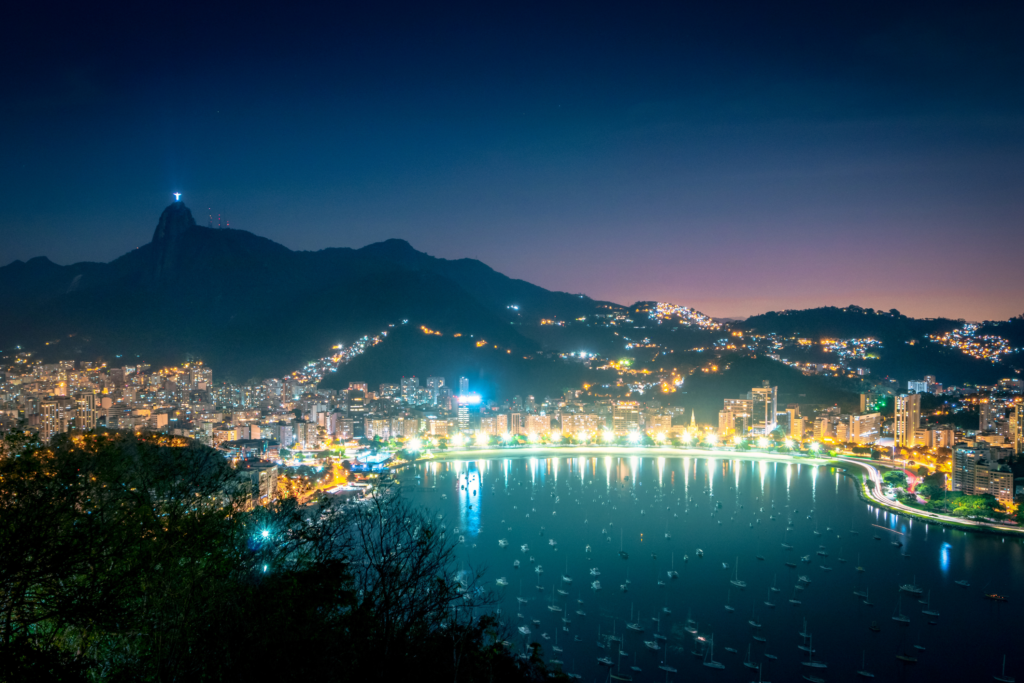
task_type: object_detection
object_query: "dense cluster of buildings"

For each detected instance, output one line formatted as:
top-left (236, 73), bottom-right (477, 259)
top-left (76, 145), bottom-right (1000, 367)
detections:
top-left (4, 344), bottom-right (1021, 507)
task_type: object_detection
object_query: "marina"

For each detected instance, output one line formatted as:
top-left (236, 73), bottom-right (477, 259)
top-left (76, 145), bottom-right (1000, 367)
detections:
top-left (401, 451), bottom-right (1022, 680)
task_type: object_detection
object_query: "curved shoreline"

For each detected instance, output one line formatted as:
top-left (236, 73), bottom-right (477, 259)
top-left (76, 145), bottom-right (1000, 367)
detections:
top-left (834, 456), bottom-right (1024, 538)
top-left (397, 445), bottom-right (1023, 538)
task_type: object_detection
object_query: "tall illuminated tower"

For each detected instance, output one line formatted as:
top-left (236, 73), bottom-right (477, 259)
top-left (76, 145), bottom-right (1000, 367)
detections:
top-left (894, 393), bottom-right (921, 448)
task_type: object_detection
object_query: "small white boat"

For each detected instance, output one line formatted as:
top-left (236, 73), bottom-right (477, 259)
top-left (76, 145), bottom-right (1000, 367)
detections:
top-left (496, 577), bottom-right (509, 587)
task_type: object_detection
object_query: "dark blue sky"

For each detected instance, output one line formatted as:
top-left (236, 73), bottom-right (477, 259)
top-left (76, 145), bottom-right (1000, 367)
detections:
top-left (2, 1), bottom-right (1022, 320)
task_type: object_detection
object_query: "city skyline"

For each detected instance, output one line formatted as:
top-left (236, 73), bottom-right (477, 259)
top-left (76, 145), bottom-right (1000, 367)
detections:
top-left (3, 2), bottom-right (1024, 320)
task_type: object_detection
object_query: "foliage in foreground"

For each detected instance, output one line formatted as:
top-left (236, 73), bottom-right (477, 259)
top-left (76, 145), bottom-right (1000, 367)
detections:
top-left (0, 430), bottom-right (559, 683)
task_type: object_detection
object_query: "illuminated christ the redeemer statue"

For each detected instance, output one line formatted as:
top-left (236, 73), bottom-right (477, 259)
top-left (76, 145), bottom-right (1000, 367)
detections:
top-left (173, 192), bottom-right (181, 201)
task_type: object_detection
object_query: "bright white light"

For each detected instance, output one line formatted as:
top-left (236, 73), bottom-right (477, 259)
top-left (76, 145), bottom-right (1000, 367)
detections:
top-left (602, 430), bottom-right (615, 444)
top-left (475, 432), bottom-right (490, 447)
top-left (706, 433), bottom-right (718, 446)
top-left (810, 442), bottom-right (821, 453)
top-left (655, 432), bottom-right (666, 443)
top-left (502, 432), bottom-right (513, 442)
top-left (577, 431), bottom-right (590, 443)
top-left (527, 432), bottom-right (539, 443)
top-left (550, 432), bottom-right (562, 443)
top-left (452, 433), bottom-right (465, 447)
top-left (173, 192), bottom-right (181, 201)
top-left (409, 438), bottom-right (422, 451)
top-left (784, 438), bottom-right (793, 449)
top-left (732, 435), bottom-right (742, 446)
top-left (457, 393), bottom-right (482, 405)
top-left (757, 437), bottom-right (769, 449)
top-left (628, 431), bottom-right (641, 444)
top-left (261, 529), bottom-right (269, 538)
top-left (681, 431), bottom-right (693, 444)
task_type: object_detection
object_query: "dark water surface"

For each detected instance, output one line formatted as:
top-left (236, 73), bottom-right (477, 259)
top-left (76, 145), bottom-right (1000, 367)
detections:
top-left (398, 450), bottom-right (1023, 682)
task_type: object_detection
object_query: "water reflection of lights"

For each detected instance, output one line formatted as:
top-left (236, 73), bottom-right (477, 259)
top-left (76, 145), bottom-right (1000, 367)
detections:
top-left (785, 464), bottom-right (792, 496)
top-left (604, 457), bottom-right (612, 487)
top-left (630, 456), bottom-right (639, 488)
top-left (707, 458), bottom-right (714, 495)
top-left (940, 542), bottom-right (951, 571)
top-left (657, 457), bottom-right (665, 487)
top-left (458, 468), bottom-right (481, 535)
top-left (734, 460), bottom-right (741, 489)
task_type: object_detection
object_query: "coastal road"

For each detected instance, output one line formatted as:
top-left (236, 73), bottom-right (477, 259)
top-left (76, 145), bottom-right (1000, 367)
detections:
top-left (835, 456), bottom-right (1023, 535)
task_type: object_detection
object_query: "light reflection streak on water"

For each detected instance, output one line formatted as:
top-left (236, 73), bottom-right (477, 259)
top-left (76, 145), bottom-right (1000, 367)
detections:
top-left (734, 459), bottom-right (741, 490)
top-left (503, 459), bottom-right (509, 488)
top-left (811, 465), bottom-right (818, 502)
top-left (758, 460), bottom-right (767, 493)
top-left (630, 456), bottom-right (639, 489)
top-left (785, 463), bottom-right (791, 498)
top-left (604, 456), bottom-right (612, 488)
top-left (529, 458), bottom-right (537, 486)
top-left (458, 467), bottom-right (481, 536)
top-left (657, 457), bottom-right (665, 488)
top-left (707, 458), bottom-right (714, 496)
top-left (683, 457), bottom-right (690, 500)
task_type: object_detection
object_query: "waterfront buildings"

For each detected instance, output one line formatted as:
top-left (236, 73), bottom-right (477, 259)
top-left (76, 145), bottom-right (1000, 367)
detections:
top-left (894, 393), bottom-right (921, 448)
top-left (952, 445), bottom-right (1013, 503)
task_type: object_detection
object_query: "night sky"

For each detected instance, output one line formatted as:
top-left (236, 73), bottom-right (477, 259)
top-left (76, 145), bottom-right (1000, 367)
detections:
top-left (2, 1), bottom-right (1022, 320)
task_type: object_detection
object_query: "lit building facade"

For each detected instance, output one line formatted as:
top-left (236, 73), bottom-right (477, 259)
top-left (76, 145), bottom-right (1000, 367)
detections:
top-left (894, 394), bottom-right (921, 448)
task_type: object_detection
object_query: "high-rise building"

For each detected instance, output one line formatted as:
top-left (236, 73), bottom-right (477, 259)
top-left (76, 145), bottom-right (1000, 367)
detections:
top-left (426, 377), bottom-right (445, 404)
top-left (437, 385), bottom-right (453, 411)
top-left (894, 394), bottom-right (921, 448)
top-left (790, 416), bottom-right (806, 440)
top-left (480, 413), bottom-right (509, 436)
top-left (508, 412), bottom-right (524, 435)
top-left (526, 414), bottom-right (551, 436)
top-left (400, 376), bottom-right (420, 403)
top-left (457, 400), bottom-right (470, 432)
top-left (846, 412), bottom-right (881, 445)
top-left (953, 445), bottom-right (1013, 503)
top-left (348, 382), bottom-right (368, 394)
top-left (459, 377), bottom-right (469, 395)
top-left (750, 382), bottom-right (778, 435)
top-left (644, 413), bottom-right (673, 436)
top-left (1010, 399), bottom-right (1022, 455)
top-left (979, 397), bottom-right (999, 432)
top-left (612, 401), bottom-right (640, 436)
top-left (188, 364), bottom-right (212, 390)
top-left (560, 413), bottom-right (604, 438)
top-left (39, 397), bottom-right (76, 442)
top-left (907, 380), bottom-right (930, 394)
top-left (74, 393), bottom-right (97, 431)
top-left (718, 398), bottom-right (752, 436)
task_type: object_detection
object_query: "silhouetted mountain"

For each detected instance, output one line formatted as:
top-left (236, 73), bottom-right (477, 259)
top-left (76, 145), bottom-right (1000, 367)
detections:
top-left (0, 203), bottom-right (611, 381)
top-left (2, 206), bottom-right (1018, 394)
